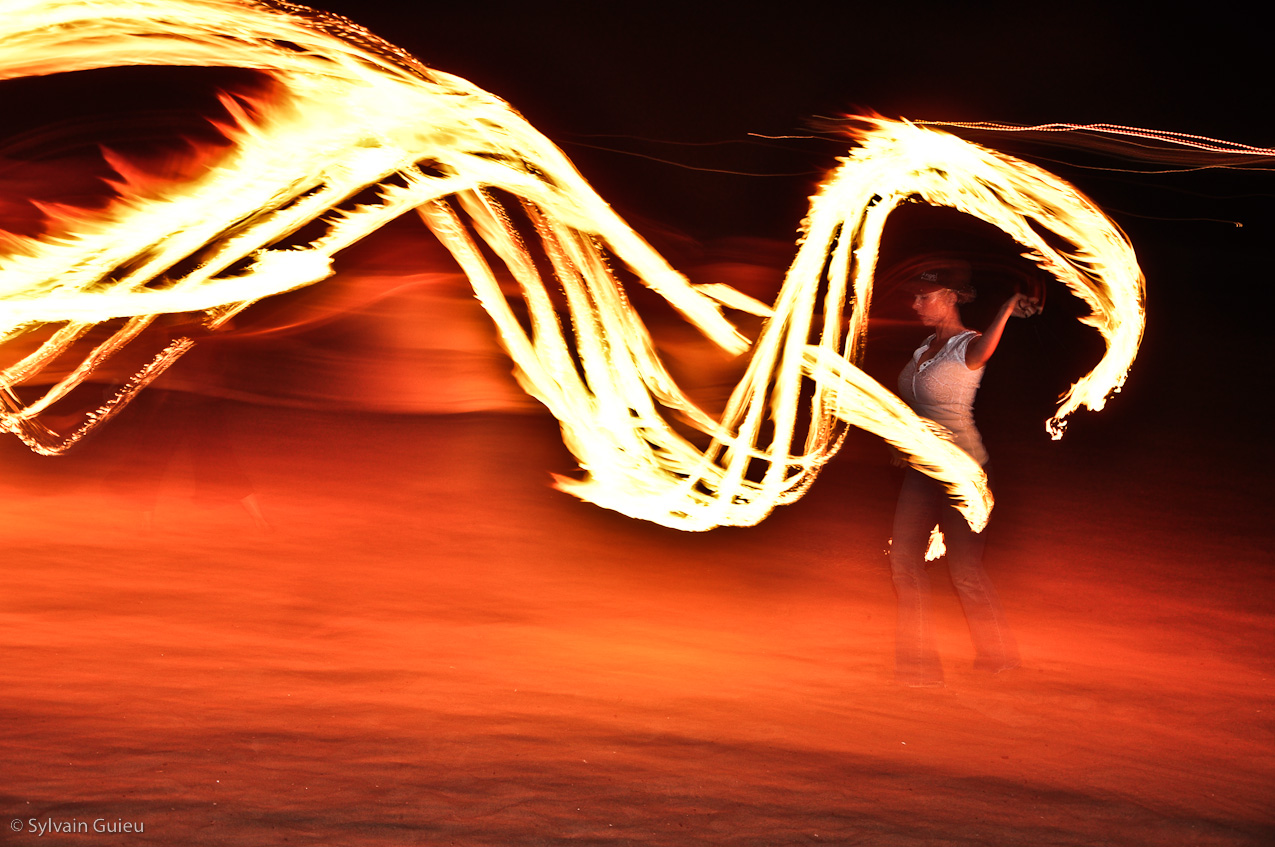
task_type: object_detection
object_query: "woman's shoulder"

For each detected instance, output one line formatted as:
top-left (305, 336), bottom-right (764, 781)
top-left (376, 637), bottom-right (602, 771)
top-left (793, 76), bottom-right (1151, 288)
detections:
top-left (952, 329), bottom-right (987, 370)
top-left (944, 329), bottom-right (980, 352)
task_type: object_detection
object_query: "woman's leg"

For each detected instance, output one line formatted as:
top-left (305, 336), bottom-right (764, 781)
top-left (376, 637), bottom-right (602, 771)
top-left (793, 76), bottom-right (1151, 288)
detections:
top-left (939, 501), bottom-right (1019, 673)
top-left (889, 470), bottom-right (945, 685)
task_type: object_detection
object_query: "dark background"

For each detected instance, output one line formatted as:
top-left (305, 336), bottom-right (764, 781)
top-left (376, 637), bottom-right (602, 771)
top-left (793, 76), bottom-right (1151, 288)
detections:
top-left (1, 0), bottom-right (1269, 467)
top-left (315, 0), bottom-right (1271, 236)
top-left (319, 0), bottom-right (1272, 454)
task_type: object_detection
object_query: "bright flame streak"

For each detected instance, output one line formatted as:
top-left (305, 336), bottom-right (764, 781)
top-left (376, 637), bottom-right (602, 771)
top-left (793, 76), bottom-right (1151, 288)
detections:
top-left (0, 0), bottom-right (1145, 532)
top-left (917, 120), bottom-right (1275, 157)
top-left (0, 0), bottom-right (745, 453)
top-left (812, 118), bottom-right (1147, 441)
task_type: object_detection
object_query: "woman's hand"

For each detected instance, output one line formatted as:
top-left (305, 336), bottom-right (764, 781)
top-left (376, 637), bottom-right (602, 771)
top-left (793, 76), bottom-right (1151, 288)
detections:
top-left (965, 291), bottom-right (1041, 369)
top-left (1009, 292), bottom-right (1043, 318)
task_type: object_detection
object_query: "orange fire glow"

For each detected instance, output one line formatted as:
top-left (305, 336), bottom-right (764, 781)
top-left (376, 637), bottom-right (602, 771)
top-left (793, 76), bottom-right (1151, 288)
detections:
top-left (0, 0), bottom-right (1145, 531)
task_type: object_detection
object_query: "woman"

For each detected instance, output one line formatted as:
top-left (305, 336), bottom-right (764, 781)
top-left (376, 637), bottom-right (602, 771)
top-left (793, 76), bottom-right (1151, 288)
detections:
top-left (890, 259), bottom-right (1039, 686)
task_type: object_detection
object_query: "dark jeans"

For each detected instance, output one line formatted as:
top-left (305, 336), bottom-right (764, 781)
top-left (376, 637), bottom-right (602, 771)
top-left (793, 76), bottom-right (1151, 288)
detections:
top-left (889, 468), bottom-right (1019, 685)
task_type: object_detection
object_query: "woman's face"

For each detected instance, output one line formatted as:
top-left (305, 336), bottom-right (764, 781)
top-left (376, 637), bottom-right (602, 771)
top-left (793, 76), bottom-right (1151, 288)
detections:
top-left (911, 288), bottom-right (957, 326)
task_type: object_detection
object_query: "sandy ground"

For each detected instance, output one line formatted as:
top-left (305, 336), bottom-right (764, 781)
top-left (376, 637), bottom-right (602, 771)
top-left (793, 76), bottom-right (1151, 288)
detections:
top-left (1, 405), bottom-right (1271, 846)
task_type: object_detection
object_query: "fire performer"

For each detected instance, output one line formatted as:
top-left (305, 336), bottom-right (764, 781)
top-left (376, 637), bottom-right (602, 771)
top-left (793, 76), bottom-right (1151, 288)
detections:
top-left (890, 259), bottom-right (1040, 687)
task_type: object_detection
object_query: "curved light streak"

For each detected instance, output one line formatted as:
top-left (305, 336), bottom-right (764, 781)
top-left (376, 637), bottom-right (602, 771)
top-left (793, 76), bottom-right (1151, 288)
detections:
top-left (0, 0), bottom-right (1145, 531)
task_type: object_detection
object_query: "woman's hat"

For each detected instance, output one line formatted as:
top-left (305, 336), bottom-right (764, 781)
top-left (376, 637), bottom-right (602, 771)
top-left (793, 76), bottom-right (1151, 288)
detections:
top-left (901, 259), bottom-right (976, 303)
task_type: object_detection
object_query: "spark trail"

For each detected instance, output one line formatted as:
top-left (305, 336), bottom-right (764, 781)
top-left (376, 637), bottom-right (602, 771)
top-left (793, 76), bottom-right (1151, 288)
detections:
top-left (0, 0), bottom-right (1145, 531)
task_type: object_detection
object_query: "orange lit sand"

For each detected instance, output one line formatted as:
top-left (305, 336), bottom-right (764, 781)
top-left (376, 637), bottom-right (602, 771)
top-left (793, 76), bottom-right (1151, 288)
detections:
top-left (1, 406), bottom-right (1270, 845)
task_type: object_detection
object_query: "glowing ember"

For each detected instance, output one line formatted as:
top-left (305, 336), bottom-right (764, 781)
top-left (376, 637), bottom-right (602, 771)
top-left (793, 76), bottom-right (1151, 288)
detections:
top-left (0, 0), bottom-right (1145, 531)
